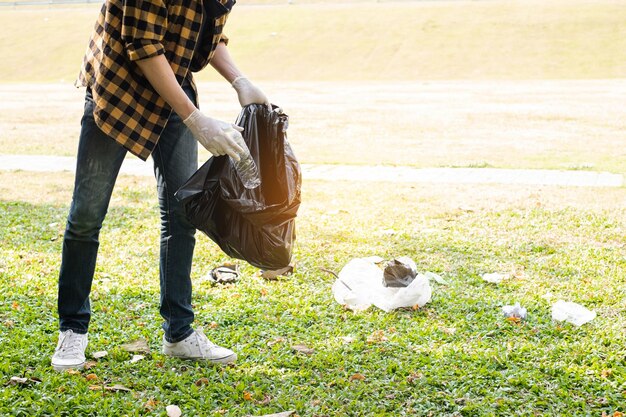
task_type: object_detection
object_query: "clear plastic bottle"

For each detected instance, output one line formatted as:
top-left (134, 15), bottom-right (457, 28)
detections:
top-left (230, 134), bottom-right (261, 189)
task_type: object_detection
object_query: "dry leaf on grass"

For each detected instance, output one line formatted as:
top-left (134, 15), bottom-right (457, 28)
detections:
top-left (88, 384), bottom-right (132, 392)
top-left (349, 373), bottom-right (366, 381)
top-left (366, 330), bottom-right (388, 344)
top-left (261, 265), bottom-right (294, 280)
top-left (84, 361), bottom-right (98, 369)
top-left (130, 354), bottom-right (145, 363)
top-left (85, 373), bottom-right (98, 381)
top-left (267, 337), bottom-right (285, 347)
top-left (120, 338), bottom-right (150, 353)
top-left (195, 377), bottom-right (209, 386)
top-left (166, 404), bottom-right (182, 417)
top-left (92, 351), bottom-right (108, 359)
top-left (7, 376), bottom-right (41, 386)
top-left (143, 398), bottom-right (159, 411)
top-left (291, 344), bottom-right (314, 355)
top-left (243, 391), bottom-right (253, 401)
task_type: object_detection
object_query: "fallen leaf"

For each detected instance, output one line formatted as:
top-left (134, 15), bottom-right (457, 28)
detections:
top-left (195, 377), bottom-right (209, 386)
top-left (506, 316), bottom-right (521, 324)
top-left (11, 301), bottom-right (19, 310)
top-left (256, 394), bottom-right (271, 405)
top-left (243, 391), bottom-right (253, 401)
top-left (339, 336), bottom-right (355, 344)
top-left (349, 373), bottom-right (366, 381)
top-left (89, 384), bottom-right (132, 392)
top-left (310, 400), bottom-right (321, 406)
top-left (267, 337), bottom-right (285, 346)
top-left (3, 320), bottom-right (14, 328)
top-left (260, 288), bottom-right (268, 296)
top-left (84, 361), bottom-right (97, 370)
top-left (441, 327), bottom-right (457, 335)
top-left (601, 369), bottom-right (613, 378)
top-left (385, 394), bottom-right (396, 399)
top-left (411, 304), bottom-right (420, 311)
top-left (407, 372), bottom-right (423, 383)
top-left (130, 354), bottom-right (145, 363)
top-left (232, 293), bottom-right (241, 299)
top-left (120, 338), bottom-right (150, 353)
top-left (209, 321), bottom-right (219, 329)
top-left (291, 344), bottom-right (314, 355)
top-left (66, 369), bottom-right (81, 375)
top-left (261, 265), bottom-right (294, 280)
top-left (366, 330), bottom-right (388, 344)
top-left (7, 376), bottom-right (41, 386)
top-left (85, 373), bottom-right (98, 381)
top-left (143, 398), bottom-right (158, 411)
top-left (166, 404), bottom-right (182, 417)
top-left (92, 351), bottom-right (108, 359)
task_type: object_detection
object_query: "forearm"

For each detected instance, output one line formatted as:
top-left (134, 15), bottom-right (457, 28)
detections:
top-left (210, 42), bottom-right (244, 83)
top-left (135, 54), bottom-right (196, 120)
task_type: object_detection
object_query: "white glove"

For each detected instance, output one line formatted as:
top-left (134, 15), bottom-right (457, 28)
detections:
top-left (232, 76), bottom-right (271, 110)
top-left (183, 109), bottom-right (244, 161)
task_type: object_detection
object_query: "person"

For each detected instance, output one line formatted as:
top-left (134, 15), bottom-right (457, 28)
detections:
top-left (51, 0), bottom-right (270, 371)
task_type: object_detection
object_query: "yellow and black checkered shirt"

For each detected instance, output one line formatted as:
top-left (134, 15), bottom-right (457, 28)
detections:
top-left (76, 0), bottom-right (233, 160)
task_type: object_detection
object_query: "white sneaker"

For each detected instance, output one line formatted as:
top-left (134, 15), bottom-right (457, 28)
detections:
top-left (162, 330), bottom-right (236, 364)
top-left (51, 330), bottom-right (88, 371)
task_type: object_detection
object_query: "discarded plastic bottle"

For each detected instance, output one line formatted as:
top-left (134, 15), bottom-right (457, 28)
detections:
top-left (230, 134), bottom-right (261, 189)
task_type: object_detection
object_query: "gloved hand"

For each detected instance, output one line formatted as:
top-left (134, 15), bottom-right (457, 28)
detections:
top-left (232, 76), bottom-right (271, 110)
top-left (183, 109), bottom-right (244, 161)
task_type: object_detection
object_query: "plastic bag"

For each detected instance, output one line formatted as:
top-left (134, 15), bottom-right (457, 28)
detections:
top-left (175, 104), bottom-right (301, 270)
top-left (551, 300), bottom-right (596, 326)
top-left (332, 257), bottom-right (432, 312)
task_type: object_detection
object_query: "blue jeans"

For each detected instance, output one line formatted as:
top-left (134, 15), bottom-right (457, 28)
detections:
top-left (58, 88), bottom-right (198, 343)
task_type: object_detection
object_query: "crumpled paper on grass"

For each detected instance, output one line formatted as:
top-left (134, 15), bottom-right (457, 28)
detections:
top-left (332, 257), bottom-right (432, 312)
top-left (551, 300), bottom-right (596, 326)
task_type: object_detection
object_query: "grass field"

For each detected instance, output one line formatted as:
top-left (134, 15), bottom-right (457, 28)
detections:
top-left (0, 0), bottom-right (625, 82)
top-left (2, 171), bottom-right (626, 415)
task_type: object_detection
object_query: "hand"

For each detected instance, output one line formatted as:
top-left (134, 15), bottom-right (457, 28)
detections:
top-left (183, 109), bottom-right (244, 161)
top-left (232, 76), bottom-right (271, 110)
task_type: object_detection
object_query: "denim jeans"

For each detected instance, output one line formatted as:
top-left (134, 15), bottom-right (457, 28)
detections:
top-left (58, 87), bottom-right (198, 343)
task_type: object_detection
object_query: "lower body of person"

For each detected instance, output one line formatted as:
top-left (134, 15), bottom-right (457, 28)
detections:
top-left (51, 87), bottom-right (236, 371)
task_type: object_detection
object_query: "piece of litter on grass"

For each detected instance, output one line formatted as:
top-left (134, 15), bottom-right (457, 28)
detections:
top-left (92, 351), bottom-right (108, 359)
top-left (130, 354), bottom-right (145, 363)
top-left (208, 264), bottom-right (239, 284)
top-left (383, 257), bottom-right (417, 288)
top-left (291, 344), bottom-right (314, 355)
top-left (424, 271), bottom-right (448, 285)
top-left (482, 273), bottom-right (506, 284)
top-left (261, 264), bottom-right (294, 280)
top-left (89, 384), bottom-right (132, 392)
top-left (166, 404), bottom-right (182, 417)
top-left (7, 376), bottom-right (41, 386)
top-left (120, 338), bottom-right (150, 353)
top-left (552, 300), bottom-right (596, 326)
top-left (502, 302), bottom-right (527, 320)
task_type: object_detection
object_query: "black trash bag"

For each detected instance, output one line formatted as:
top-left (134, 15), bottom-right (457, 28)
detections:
top-left (175, 104), bottom-right (301, 270)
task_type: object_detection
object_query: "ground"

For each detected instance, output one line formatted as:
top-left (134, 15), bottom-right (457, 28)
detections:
top-left (1, 0), bottom-right (626, 415)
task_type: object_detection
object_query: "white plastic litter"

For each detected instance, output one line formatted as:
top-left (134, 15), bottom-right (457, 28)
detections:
top-left (551, 300), bottom-right (596, 326)
top-left (502, 302), bottom-right (527, 319)
top-left (482, 273), bottom-right (506, 284)
top-left (332, 257), bottom-right (432, 312)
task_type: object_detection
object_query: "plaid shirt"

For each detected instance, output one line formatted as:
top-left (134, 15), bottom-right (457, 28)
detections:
top-left (76, 0), bottom-right (234, 160)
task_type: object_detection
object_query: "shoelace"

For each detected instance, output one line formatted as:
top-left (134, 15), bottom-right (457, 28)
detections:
top-left (194, 331), bottom-right (215, 358)
top-left (57, 331), bottom-right (84, 357)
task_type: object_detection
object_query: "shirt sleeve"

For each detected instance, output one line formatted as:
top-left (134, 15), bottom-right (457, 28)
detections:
top-left (121, 0), bottom-right (168, 61)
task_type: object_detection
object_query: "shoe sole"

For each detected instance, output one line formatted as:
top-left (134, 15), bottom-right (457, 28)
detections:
top-left (52, 362), bottom-right (85, 372)
top-left (163, 352), bottom-right (237, 365)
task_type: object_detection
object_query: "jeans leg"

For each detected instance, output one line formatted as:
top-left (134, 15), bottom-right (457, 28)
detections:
top-left (58, 91), bottom-right (127, 333)
top-left (152, 93), bottom-right (199, 343)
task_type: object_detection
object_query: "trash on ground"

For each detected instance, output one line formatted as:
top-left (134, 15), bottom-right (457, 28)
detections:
top-left (261, 264), bottom-right (294, 280)
top-left (482, 272), bottom-right (506, 284)
top-left (166, 405), bottom-right (182, 417)
top-left (291, 344), bottom-right (315, 355)
top-left (208, 264), bottom-right (240, 284)
top-left (424, 271), bottom-right (448, 285)
top-left (92, 350), bottom-right (108, 359)
top-left (383, 257), bottom-right (417, 287)
top-left (332, 257), bottom-right (432, 312)
top-left (552, 300), bottom-right (596, 326)
top-left (7, 376), bottom-right (41, 386)
top-left (120, 338), bottom-right (150, 353)
top-left (502, 302), bottom-right (527, 320)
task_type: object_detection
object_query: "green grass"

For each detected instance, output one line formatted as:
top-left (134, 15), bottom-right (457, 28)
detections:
top-left (0, 0), bottom-right (625, 83)
top-left (1, 172), bottom-right (626, 415)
